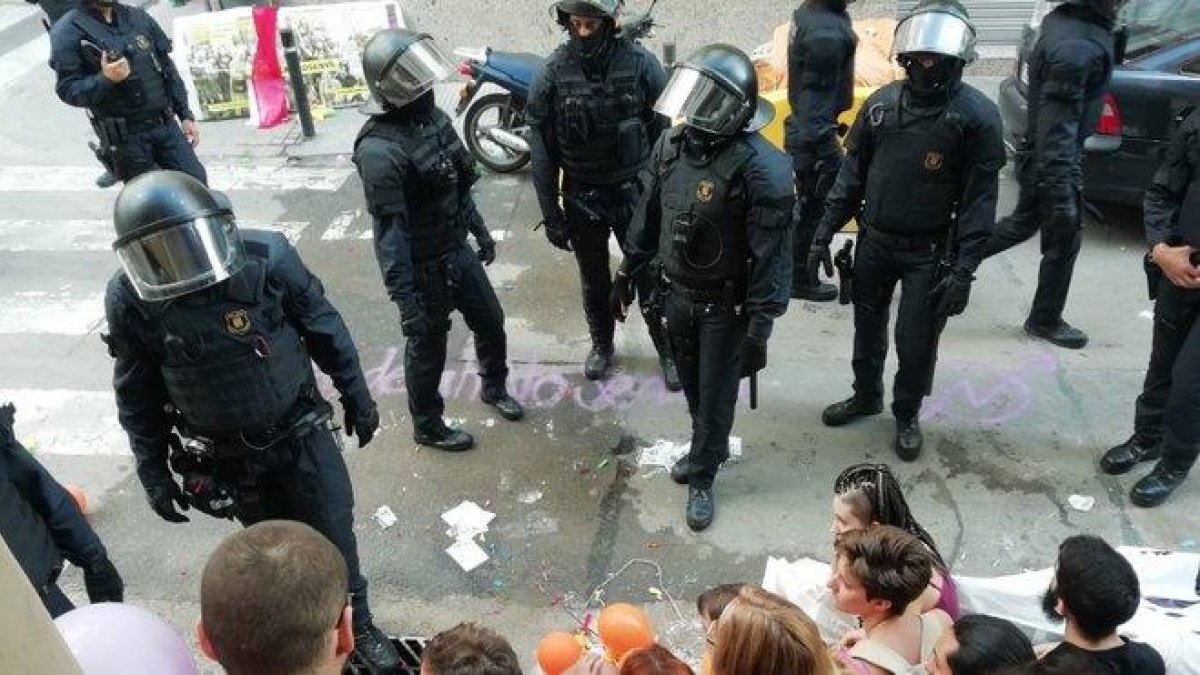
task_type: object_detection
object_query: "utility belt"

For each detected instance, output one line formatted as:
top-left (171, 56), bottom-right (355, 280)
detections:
top-left (173, 393), bottom-right (333, 463)
top-left (661, 273), bottom-right (745, 310)
top-left (862, 226), bottom-right (949, 253)
top-left (92, 109), bottom-right (172, 141)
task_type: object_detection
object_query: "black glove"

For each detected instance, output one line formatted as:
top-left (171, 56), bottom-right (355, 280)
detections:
top-left (476, 237), bottom-right (496, 266)
top-left (542, 209), bottom-right (572, 252)
top-left (342, 396), bottom-right (380, 448)
top-left (610, 270), bottom-right (635, 322)
top-left (739, 337), bottom-right (768, 378)
top-left (144, 473), bottom-right (189, 523)
top-left (807, 242), bottom-right (834, 281)
top-left (1039, 181), bottom-right (1080, 232)
top-left (932, 270), bottom-right (973, 318)
top-left (399, 303), bottom-right (432, 337)
top-left (83, 557), bottom-right (124, 603)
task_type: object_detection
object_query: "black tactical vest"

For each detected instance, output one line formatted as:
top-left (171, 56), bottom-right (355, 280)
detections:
top-left (657, 129), bottom-right (754, 287)
top-left (552, 40), bottom-right (650, 184)
top-left (72, 11), bottom-right (169, 118)
top-left (861, 85), bottom-right (966, 236)
top-left (134, 248), bottom-right (313, 436)
top-left (0, 458), bottom-right (61, 586)
top-left (354, 113), bottom-right (476, 262)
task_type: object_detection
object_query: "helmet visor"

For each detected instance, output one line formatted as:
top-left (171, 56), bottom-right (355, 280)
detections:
top-left (653, 66), bottom-right (748, 136)
top-left (116, 216), bottom-right (245, 302)
top-left (892, 11), bottom-right (977, 62)
top-left (377, 37), bottom-right (455, 108)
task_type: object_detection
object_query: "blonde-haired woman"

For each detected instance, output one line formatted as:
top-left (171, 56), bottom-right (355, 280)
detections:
top-left (706, 585), bottom-right (844, 675)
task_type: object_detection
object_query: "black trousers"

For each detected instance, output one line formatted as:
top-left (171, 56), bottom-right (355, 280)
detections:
top-left (230, 424), bottom-right (372, 627)
top-left (663, 292), bottom-right (746, 489)
top-left (851, 235), bottom-right (946, 420)
top-left (981, 149), bottom-right (1081, 327)
top-left (790, 143), bottom-right (843, 288)
top-left (563, 179), bottom-right (663, 352)
top-left (406, 245), bottom-right (508, 434)
top-left (1131, 281), bottom-right (1200, 471)
top-left (115, 121), bottom-right (208, 186)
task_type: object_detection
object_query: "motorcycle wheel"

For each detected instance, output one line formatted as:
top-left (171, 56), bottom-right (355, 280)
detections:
top-left (463, 92), bottom-right (531, 174)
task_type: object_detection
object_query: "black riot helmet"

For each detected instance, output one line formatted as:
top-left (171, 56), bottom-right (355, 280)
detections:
top-left (1062, 0), bottom-right (1126, 21)
top-left (892, 0), bottom-right (977, 96)
top-left (654, 43), bottom-right (774, 137)
top-left (554, 0), bottom-right (621, 26)
top-left (112, 171), bottom-right (245, 302)
top-left (360, 28), bottom-right (454, 116)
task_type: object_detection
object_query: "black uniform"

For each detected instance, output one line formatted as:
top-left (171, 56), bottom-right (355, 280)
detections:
top-left (981, 2), bottom-right (1114, 335)
top-left (28, 0), bottom-right (79, 26)
top-left (785, 0), bottom-right (856, 295)
top-left (1125, 112), bottom-right (1200, 486)
top-left (354, 104), bottom-right (512, 436)
top-left (527, 36), bottom-right (670, 364)
top-left (624, 127), bottom-right (794, 488)
top-left (50, 4), bottom-right (206, 184)
top-left (817, 80), bottom-right (1005, 421)
top-left (103, 230), bottom-right (376, 627)
top-left (0, 406), bottom-right (121, 617)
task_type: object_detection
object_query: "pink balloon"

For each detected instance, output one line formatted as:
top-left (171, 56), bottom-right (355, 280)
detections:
top-left (54, 603), bottom-right (198, 675)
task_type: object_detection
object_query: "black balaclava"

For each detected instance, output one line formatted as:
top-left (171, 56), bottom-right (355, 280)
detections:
top-left (568, 18), bottom-right (614, 72)
top-left (810, 0), bottom-right (848, 13)
top-left (386, 89), bottom-right (437, 124)
top-left (682, 126), bottom-right (733, 161)
top-left (900, 54), bottom-right (964, 101)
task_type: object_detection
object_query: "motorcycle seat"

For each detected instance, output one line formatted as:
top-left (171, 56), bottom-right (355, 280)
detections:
top-left (487, 50), bottom-right (544, 82)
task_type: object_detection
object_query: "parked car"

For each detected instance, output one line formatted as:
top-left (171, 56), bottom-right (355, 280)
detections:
top-left (997, 0), bottom-right (1200, 207)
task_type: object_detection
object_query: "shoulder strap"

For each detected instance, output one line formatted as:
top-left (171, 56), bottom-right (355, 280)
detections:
top-left (70, 12), bottom-right (114, 50)
top-left (354, 118), bottom-right (412, 153)
top-left (849, 639), bottom-right (914, 674)
top-left (711, 137), bottom-right (756, 182)
top-left (918, 613), bottom-right (945, 661)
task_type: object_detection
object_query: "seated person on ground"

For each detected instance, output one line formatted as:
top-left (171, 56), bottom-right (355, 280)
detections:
top-left (697, 583), bottom-right (746, 632)
top-left (707, 585), bottom-right (841, 675)
top-left (198, 520), bottom-right (354, 675)
top-left (829, 525), bottom-right (953, 674)
top-left (834, 463), bottom-right (959, 617)
top-left (421, 622), bottom-right (522, 675)
top-left (926, 614), bottom-right (1036, 675)
top-left (1038, 535), bottom-right (1164, 675)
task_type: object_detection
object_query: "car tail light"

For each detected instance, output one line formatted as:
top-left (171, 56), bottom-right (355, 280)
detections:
top-left (1096, 93), bottom-right (1122, 136)
top-left (456, 61), bottom-right (474, 77)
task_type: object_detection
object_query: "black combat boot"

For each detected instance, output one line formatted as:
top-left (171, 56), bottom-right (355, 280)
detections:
top-left (670, 456), bottom-right (690, 485)
top-left (584, 345), bottom-right (614, 380)
top-left (1100, 434), bottom-right (1160, 475)
top-left (822, 394), bottom-right (884, 427)
top-left (1130, 461), bottom-right (1191, 508)
top-left (1024, 320), bottom-right (1088, 350)
top-left (414, 423), bottom-right (475, 452)
top-left (481, 392), bottom-right (524, 421)
top-left (791, 279), bottom-right (838, 302)
top-left (353, 619), bottom-right (401, 672)
top-left (895, 417), bottom-right (923, 461)
top-left (686, 485), bottom-right (715, 531)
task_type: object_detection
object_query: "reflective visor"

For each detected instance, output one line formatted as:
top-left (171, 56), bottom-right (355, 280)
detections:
top-left (377, 37), bottom-right (455, 107)
top-left (653, 66), bottom-right (748, 136)
top-left (892, 11), bottom-right (977, 61)
top-left (116, 216), bottom-right (245, 301)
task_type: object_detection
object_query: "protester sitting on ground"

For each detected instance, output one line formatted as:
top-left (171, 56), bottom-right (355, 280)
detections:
top-left (925, 614), bottom-right (1036, 674)
top-left (834, 463), bottom-right (959, 617)
top-left (421, 622), bottom-right (521, 675)
top-left (619, 644), bottom-right (694, 674)
top-left (697, 583), bottom-right (747, 632)
top-left (1017, 648), bottom-right (1117, 674)
top-left (198, 521), bottom-right (354, 675)
top-left (707, 585), bottom-right (839, 675)
top-left (1037, 535), bottom-right (1164, 675)
top-left (829, 525), bottom-right (953, 674)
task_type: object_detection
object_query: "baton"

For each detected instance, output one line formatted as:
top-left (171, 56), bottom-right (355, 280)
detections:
top-left (749, 373), bottom-right (758, 410)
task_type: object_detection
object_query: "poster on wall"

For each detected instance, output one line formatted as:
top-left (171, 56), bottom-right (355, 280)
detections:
top-left (173, 2), bottom-right (404, 121)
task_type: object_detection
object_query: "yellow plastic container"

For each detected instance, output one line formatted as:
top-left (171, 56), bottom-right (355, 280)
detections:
top-left (758, 85), bottom-right (877, 152)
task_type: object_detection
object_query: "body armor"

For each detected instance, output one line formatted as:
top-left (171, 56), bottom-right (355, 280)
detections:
top-left (861, 84), bottom-right (966, 236)
top-left (785, 4), bottom-right (857, 149)
top-left (354, 112), bottom-right (477, 262)
top-left (71, 11), bottom-right (168, 118)
top-left (657, 128), bottom-right (754, 287)
top-left (551, 40), bottom-right (651, 184)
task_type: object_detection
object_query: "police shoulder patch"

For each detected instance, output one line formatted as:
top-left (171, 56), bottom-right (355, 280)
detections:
top-left (924, 151), bottom-right (944, 172)
top-left (135, 34), bottom-right (151, 51)
top-left (696, 180), bottom-right (715, 203)
top-left (224, 308), bottom-right (251, 335)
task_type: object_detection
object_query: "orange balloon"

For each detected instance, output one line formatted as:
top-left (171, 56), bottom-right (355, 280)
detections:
top-left (597, 603), bottom-right (654, 660)
top-left (537, 631), bottom-right (583, 675)
top-left (64, 483), bottom-right (88, 515)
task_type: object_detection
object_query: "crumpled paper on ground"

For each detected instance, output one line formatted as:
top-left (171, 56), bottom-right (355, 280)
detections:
top-left (441, 500), bottom-right (496, 572)
top-left (637, 437), bottom-right (743, 469)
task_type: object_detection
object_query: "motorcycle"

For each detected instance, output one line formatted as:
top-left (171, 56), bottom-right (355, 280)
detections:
top-left (453, 1), bottom-right (659, 173)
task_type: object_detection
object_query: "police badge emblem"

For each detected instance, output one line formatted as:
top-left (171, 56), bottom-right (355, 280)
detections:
top-left (924, 151), bottom-right (944, 172)
top-left (135, 34), bottom-right (151, 51)
top-left (224, 309), bottom-right (251, 335)
top-left (696, 180), bottom-right (715, 203)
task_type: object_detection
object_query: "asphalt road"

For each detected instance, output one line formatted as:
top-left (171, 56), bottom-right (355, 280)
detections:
top-left (0, 1), bottom-right (1193, 672)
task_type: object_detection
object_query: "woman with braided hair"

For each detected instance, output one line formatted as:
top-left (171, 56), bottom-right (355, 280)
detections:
top-left (832, 463), bottom-right (960, 619)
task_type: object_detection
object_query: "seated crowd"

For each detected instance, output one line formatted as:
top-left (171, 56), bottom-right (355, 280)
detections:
top-left (189, 462), bottom-right (1166, 675)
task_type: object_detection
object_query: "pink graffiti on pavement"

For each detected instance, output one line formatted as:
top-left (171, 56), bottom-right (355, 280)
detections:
top-left (922, 349), bottom-right (1061, 426)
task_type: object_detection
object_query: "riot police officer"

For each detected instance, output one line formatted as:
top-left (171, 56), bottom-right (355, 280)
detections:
top-left (980, 0), bottom-right (1119, 350)
top-left (50, 0), bottom-right (206, 185)
top-left (1100, 110), bottom-right (1200, 507)
top-left (613, 44), bottom-right (794, 531)
top-left (809, 0), bottom-right (1005, 460)
top-left (527, 0), bottom-right (680, 388)
top-left (785, 0), bottom-right (856, 302)
top-left (353, 29), bottom-right (524, 453)
top-left (103, 171), bottom-right (400, 671)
